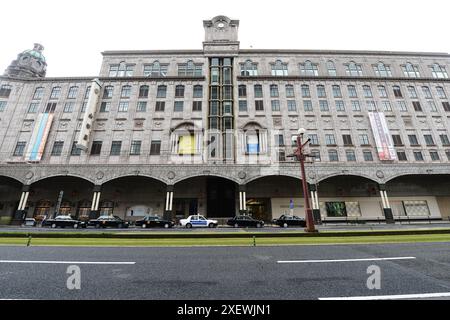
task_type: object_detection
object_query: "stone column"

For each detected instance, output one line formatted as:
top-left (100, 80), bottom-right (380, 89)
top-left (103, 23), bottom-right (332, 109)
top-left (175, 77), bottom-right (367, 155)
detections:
top-left (238, 184), bottom-right (247, 215)
top-left (164, 185), bottom-right (174, 220)
top-left (12, 185), bottom-right (30, 224)
top-left (379, 184), bottom-right (394, 224)
top-left (90, 185), bottom-right (102, 219)
top-left (309, 184), bottom-right (322, 225)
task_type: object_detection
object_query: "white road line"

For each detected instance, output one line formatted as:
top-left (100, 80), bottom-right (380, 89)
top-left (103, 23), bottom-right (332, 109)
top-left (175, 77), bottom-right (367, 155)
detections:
top-left (0, 260), bottom-right (135, 265)
top-left (277, 257), bottom-right (416, 263)
top-left (319, 292), bottom-right (450, 300)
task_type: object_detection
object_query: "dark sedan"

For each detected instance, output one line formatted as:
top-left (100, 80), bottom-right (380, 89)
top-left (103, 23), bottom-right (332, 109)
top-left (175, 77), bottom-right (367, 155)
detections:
top-left (88, 215), bottom-right (130, 228)
top-left (135, 216), bottom-right (175, 228)
top-left (227, 215), bottom-right (264, 228)
top-left (273, 215), bottom-right (306, 228)
top-left (42, 215), bottom-right (87, 229)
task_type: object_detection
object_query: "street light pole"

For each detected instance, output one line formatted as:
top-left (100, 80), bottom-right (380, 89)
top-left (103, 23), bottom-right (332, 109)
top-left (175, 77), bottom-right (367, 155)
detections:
top-left (293, 129), bottom-right (317, 233)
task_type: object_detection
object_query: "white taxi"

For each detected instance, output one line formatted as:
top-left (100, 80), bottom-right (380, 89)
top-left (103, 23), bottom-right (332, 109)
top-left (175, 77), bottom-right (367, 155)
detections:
top-left (179, 215), bottom-right (218, 228)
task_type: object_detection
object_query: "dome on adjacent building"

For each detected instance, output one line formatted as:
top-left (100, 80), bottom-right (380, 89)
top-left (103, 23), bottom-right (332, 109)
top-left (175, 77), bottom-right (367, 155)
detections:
top-left (3, 43), bottom-right (47, 78)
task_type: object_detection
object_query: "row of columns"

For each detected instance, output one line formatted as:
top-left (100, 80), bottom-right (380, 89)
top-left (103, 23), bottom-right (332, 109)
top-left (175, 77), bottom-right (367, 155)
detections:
top-left (12, 182), bottom-right (395, 224)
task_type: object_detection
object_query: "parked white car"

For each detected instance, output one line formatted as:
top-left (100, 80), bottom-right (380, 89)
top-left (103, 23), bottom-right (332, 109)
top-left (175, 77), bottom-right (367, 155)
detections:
top-left (179, 215), bottom-right (218, 228)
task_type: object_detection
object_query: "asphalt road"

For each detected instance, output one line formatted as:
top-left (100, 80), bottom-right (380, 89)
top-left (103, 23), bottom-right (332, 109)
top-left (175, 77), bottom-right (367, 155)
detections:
top-left (1, 242), bottom-right (450, 300)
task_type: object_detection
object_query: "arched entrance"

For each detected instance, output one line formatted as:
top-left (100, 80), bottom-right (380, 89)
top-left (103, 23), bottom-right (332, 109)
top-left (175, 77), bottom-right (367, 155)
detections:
top-left (246, 175), bottom-right (302, 221)
top-left (0, 176), bottom-right (22, 224)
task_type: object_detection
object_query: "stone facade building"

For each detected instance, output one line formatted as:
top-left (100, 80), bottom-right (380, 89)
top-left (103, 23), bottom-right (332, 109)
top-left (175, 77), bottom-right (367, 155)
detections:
top-left (1, 15), bottom-right (450, 224)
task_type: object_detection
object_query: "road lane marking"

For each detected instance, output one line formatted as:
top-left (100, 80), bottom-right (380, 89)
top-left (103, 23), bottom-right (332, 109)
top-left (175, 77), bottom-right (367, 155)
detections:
top-left (0, 260), bottom-right (135, 265)
top-left (277, 257), bottom-right (416, 263)
top-left (319, 292), bottom-right (450, 300)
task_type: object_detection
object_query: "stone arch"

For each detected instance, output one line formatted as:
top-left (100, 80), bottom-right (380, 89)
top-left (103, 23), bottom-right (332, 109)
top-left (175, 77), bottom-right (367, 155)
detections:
top-left (173, 173), bottom-right (239, 185)
top-left (245, 173), bottom-right (302, 185)
top-left (29, 174), bottom-right (95, 185)
top-left (317, 173), bottom-right (379, 184)
top-left (101, 174), bottom-right (167, 186)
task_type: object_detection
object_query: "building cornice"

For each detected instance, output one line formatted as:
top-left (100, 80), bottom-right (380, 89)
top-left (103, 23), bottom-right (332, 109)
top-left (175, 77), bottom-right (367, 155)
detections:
top-left (0, 76), bottom-right (206, 83)
top-left (237, 75), bottom-right (450, 83)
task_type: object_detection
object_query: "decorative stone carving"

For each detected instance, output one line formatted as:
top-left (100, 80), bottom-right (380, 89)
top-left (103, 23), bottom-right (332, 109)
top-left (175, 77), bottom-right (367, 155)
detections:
top-left (25, 171), bottom-right (34, 180)
top-left (376, 170), bottom-right (385, 179)
top-left (96, 171), bottom-right (104, 180)
top-left (238, 171), bottom-right (246, 179)
top-left (167, 171), bottom-right (176, 180)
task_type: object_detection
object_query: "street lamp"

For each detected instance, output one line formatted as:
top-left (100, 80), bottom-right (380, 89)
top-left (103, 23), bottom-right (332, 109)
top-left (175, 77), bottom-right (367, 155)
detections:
top-left (291, 128), bottom-right (317, 233)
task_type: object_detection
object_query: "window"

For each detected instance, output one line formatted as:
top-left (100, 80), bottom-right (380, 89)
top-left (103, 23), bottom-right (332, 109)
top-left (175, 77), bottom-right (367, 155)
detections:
top-left (174, 101), bottom-right (184, 112)
top-left (366, 100), bottom-right (377, 111)
top-left (103, 86), bottom-right (113, 99)
top-left (335, 100), bottom-right (345, 111)
top-left (345, 61), bottom-right (363, 76)
top-left (121, 85), bottom-right (131, 98)
top-left (139, 85), bottom-right (149, 98)
top-left (136, 101), bottom-right (147, 112)
top-left (378, 86), bottom-right (388, 98)
top-left (63, 102), bottom-right (74, 113)
top-left (309, 134), bottom-right (319, 145)
top-left (332, 85), bottom-right (342, 98)
top-left (254, 85), bottom-right (263, 98)
top-left (255, 100), bottom-right (264, 111)
top-left (424, 134), bottom-right (435, 146)
top-left (412, 101), bottom-right (422, 112)
top-left (382, 101), bottom-right (392, 111)
top-left (175, 85), bottom-right (185, 98)
top-left (110, 141), bottom-right (122, 156)
top-left (143, 61), bottom-right (168, 77)
top-left (13, 141), bottom-right (26, 156)
top-left (270, 85), bottom-right (279, 97)
top-left (155, 101), bottom-right (165, 112)
top-left (327, 61), bottom-right (337, 76)
top-left (51, 141), bottom-right (64, 156)
top-left (118, 101), bottom-right (129, 112)
top-left (430, 151), bottom-right (440, 161)
top-left (413, 151), bottom-right (424, 161)
top-left (157, 85), bottom-right (167, 98)
top-left (431, 64), bottom-right (448, 79)
top-left (325, 134), bottom-right (336, 145)
top-left (392, 135), bottom-right (403, 146)
top-left (278, 150), bottom-right (286, 162)
top-left (240, 60), bottom-right (258, 76)
top-left (275, 134), bottom-right (285, 146)
top-left (84, 86), bottom-right (91, 99)
top-left (193, 85), bottom-right (203, 98)
top-left (271, 60), bottom-right (288, 76)
top-left (342, 134), bottom-right (353, 146)
top-left (317, 85), bottom-right (326, 98)
top-left (351, 100), bottom-right (361, 111)
top-left (397, 100), bottom-right (407, 112)
top-left (363, 85), bottom-right (373, 98)
top-left (373, 62), bottom-right (392, 77)
top-left (0, 101), bottom-right (6, 112)
top-left (301, 85), bottom-right (310, 98)
top-left (239, 100), bottom-right (248, 112)
top-left (319, 100), bottom-right (328, 111)
top-left (328, 150), bottom-right (339, 162)
top-left (109, 63), bottom-right (134, 77)
top-left (150, 141), bottom-right (161, 155)
top-left (408, 135), bottom-right (419, 145)
top-left (44, 102), bottom-right (56, 113)
top-left (286, 85), bottom-right (295, 98)
top-left (50, 87), bottom-right (61, 99)
top-left (422, 86), bottom-right (432, 99)
top-left (0, 85), bottom-right (12, 98)
top-left (91, 141), bottom-right (102, 156)
top-left (192, 101), bottom-right (202, 111)
top-left (70, 142), bottom-right (82, 156)
top-left (347, 85), bottom-right (357, 98)
top-left (178, 60), bottom-right (202, 76)
top-left (360, 134), bottom-right (370, 145)
top-left (130, 140), bottom-right (141, 155)
top-left (271, 100), bottom-right (280, 111)
top-left (287, 100), bottom-right (297, 111)
top-left (363, 151), bottom-right (373, 161)
top-left (440, 134), bottom-right (450, 145)
top-left (436, 87), bottom-right (447, 99)
top-left (100, 102), bottom-right (110, 112)
top-left (33, 87), bottom-right (44, 100)
top-left (393, 86), bottom-right (403, 98)
top-left (397, 151), bottom-right (407, 161)
top-left (27, 102), bottom-right (39, 113)
top-left (300, 60), bottom-right (318, 76)
top-left (402, 63), bottom-right (420, 78)
top-left (407, 86), bottom-right (418, 98)
top-left (346, 150), bottom-right (356, 161)
top-left (67, 86), bottom-right (78, 99)
top-left (304, 100), bottom-right (313, 111)
top-left (446, 150), bottom-right (450, 161)
top-left (428, 101), bottom-right (438, 112)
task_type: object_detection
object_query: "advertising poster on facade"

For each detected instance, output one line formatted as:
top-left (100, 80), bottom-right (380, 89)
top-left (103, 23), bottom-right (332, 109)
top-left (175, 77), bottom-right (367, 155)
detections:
top-left (368, 112), bottom-right (397, 161)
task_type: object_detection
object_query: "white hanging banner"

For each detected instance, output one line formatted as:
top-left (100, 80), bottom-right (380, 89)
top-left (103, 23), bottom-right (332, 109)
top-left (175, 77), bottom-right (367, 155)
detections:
top-left (368, 112), bottom-right (397, 161)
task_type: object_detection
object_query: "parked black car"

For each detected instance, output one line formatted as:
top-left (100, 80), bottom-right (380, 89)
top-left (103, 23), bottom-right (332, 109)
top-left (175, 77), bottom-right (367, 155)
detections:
top-left (227, 215), bottom-right (264, 228)
top-left (273, 215), bottom-right (306, 228)
top-left (42, 215), bottom-right (87, 229)
top-left (135, 216), bottom-right (175, 228)
top-left (88, 215), bottom-right (130, 228)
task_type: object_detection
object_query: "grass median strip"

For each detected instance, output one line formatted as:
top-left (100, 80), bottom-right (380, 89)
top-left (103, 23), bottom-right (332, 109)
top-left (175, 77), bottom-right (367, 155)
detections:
top-left (1, 233), bottom-right (450, 246)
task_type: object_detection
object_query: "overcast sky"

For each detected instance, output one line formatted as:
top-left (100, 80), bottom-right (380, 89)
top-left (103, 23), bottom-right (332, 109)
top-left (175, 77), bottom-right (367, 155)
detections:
top-left (1, 0), bottom-right (449, 77)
